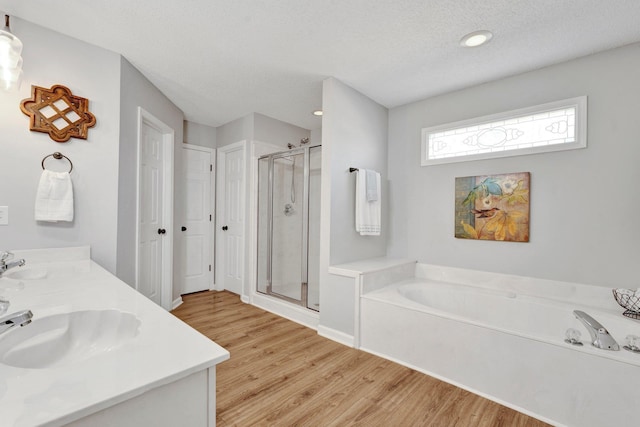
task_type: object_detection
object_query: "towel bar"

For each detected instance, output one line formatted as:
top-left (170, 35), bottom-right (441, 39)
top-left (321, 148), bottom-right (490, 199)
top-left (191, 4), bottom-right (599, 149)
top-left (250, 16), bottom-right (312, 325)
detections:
top-left (42, 152), bottom-right (73, 173)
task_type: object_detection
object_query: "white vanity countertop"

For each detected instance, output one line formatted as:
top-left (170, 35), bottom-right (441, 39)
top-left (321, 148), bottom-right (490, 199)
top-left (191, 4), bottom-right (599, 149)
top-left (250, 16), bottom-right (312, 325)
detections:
top-left (0, 247), bottom-right (230, 427)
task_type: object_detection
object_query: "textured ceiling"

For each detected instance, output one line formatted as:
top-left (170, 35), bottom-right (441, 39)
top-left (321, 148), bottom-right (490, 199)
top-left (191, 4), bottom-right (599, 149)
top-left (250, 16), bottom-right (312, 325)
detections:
top-left (2, 1), bottom-right (640, 130)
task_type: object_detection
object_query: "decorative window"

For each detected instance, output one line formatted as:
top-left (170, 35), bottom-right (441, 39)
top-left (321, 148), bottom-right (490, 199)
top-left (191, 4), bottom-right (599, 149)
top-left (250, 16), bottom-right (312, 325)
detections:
top-left (421, 96), bottom-right (587, 166)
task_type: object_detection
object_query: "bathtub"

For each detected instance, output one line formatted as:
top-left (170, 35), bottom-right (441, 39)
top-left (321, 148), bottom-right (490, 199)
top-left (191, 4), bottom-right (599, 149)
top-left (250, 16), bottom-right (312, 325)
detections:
top-left (359, 268), bottom-right (640, 427)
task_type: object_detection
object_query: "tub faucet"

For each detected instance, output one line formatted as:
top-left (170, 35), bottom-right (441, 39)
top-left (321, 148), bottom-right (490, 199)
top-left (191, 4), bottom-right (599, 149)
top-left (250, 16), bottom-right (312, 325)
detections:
top-left (573, 310), bottom-right (620, 351)
top-left (0, 251), bottom-right (25, 278)
top-left (0, 310), bottom-right (33, 336)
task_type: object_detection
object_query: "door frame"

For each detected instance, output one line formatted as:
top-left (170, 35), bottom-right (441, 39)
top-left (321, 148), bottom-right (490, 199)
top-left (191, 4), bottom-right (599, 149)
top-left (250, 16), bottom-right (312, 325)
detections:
top-left (135, 107), bottom-right (175, 311)
top-left (215, 140), bottom-right (247, 295)
top-left (182, 143), bottom-right (216, 292)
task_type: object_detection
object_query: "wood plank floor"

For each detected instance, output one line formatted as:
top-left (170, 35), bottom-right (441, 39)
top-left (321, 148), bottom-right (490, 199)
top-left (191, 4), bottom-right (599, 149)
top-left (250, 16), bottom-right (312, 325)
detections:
top-left (171, 291), bottom-right (550, 427)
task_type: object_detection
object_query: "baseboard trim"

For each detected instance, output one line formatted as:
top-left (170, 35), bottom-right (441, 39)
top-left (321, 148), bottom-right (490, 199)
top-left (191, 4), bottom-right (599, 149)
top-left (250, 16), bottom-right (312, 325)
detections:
top-left (251, 293), bottom-right (319, 330)
top-left (171, 297), bottom-right (183, 310)
top-left (317, 325), bottom-right (355, 348)
top-left (240, 294), bottom-right (250, 304)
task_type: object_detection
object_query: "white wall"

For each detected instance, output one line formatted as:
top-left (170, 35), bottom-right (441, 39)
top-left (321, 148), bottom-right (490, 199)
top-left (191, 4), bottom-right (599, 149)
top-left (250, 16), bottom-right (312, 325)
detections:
top-left (0, 17), bottom-right (121, 273)
top-left (321, 78), bottom-right (388, 266)
top-left (117, 58), bottom-right (184, 299)
top-left (216, 114), bottom-right (252, 147)
top-left (254, 113), bottom-right (310, 147)
top-left (319, 77), bottom-right (388, 337)
top-left (217, 112), bottom-right (310, 149)
top-left (310, 128), bottom-right (322, 146)
top-left (184, 121), bottom-right (217, 149)
top-left (388, 42), bottom-right (640, 288)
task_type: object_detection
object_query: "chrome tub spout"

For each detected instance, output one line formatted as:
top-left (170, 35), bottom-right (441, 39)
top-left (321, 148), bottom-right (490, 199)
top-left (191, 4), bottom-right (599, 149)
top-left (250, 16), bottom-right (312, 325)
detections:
top-left (573, 310), bottom-right (620, 351)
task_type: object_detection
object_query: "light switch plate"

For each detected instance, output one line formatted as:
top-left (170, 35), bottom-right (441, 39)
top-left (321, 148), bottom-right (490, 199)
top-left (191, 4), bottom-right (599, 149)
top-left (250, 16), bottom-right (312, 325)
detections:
top-left (0, 206), bottom-right (8, 225)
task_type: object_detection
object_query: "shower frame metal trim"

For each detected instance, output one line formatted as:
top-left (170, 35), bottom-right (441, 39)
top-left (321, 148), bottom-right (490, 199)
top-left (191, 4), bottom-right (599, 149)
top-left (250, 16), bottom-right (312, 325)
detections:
top-left (261, 146), bottom-right (311, 307)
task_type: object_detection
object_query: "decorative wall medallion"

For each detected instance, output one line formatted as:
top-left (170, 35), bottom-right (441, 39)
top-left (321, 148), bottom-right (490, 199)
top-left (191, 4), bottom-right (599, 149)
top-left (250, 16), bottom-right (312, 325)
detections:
top-left (455, 172), bottom-right (530, 242)
top-left (20, 84), bottom-right (96, 143)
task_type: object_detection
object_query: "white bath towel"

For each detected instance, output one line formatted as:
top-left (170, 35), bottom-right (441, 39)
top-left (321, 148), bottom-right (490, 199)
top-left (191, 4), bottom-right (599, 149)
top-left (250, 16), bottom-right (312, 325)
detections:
top-left (365, 169), bottom-right (379, 202)
top-left (35, 170), bottom-right (74, 222)
top-left (356, 169), bottom-right (381, 236)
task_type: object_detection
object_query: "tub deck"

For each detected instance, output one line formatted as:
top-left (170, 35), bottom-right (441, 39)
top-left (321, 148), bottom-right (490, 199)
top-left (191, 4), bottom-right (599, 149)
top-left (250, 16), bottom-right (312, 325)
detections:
top-left (357, 263), bottom-right (640, 427)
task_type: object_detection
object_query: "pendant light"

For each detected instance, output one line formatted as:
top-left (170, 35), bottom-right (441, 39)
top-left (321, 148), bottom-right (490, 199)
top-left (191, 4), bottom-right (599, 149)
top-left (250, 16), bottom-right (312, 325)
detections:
top-left (0, 15), bottom-right (24, 91)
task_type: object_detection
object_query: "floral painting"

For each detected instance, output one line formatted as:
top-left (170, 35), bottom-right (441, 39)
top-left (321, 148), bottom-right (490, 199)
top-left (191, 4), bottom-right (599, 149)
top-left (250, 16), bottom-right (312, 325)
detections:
top-left (455, 172), bottom-right (530, 242)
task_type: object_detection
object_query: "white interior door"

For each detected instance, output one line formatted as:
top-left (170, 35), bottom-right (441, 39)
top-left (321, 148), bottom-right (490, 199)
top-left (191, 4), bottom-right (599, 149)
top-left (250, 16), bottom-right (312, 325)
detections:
top-left (181, 144), bottom-right (213, 294)
top-left (139, 121), bottom-right (165, 306)
top-left (216, 142), bottom-right (245, 295)
top-left (137, 108), bottom-right (174, 310)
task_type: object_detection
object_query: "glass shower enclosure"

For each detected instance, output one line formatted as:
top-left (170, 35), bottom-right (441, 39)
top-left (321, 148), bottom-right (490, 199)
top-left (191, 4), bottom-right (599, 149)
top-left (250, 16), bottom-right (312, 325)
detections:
top-left (257, 145), bottom-right (321, 311)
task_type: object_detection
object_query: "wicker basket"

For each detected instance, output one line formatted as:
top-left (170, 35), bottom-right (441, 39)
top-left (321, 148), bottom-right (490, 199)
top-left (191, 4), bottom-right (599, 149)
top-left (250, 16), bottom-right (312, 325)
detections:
top-left (612, 289), bottom-right (640, 320)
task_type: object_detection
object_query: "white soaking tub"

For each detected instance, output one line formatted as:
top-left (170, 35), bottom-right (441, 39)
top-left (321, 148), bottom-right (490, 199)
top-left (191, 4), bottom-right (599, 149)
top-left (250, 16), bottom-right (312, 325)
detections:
top-left (359, 265), bottom-right (640, 427)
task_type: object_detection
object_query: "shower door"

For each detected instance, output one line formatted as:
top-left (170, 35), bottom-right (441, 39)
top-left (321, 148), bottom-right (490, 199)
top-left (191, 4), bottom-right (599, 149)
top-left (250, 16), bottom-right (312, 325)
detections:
top-left (257, 146), bottom-right (321, 311)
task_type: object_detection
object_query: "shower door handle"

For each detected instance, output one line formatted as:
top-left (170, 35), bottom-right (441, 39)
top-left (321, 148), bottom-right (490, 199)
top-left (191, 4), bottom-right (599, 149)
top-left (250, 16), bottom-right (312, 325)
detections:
top-left (222, 226), bottom-right (228, 231)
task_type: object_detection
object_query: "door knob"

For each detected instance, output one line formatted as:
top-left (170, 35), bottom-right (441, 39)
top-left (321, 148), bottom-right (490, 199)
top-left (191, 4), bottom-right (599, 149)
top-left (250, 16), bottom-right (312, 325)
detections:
top-left (222, 226), bottom-right (228, 231)
top-left (157, 228), bottom-right (167, 235)
top-left (181, 226), bottom-right (187, 231)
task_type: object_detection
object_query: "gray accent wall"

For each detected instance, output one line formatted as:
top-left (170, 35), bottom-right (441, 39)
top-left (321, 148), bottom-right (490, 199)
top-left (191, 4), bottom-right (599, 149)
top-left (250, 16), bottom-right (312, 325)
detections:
top-left (388, 42), bottom-right (640, 288)
top-left (0, 18), bottom-right (121, 273)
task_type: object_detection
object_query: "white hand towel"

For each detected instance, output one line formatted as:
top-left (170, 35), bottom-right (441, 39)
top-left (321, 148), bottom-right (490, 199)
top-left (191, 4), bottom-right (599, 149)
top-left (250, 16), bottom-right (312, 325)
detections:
top-left (35, 170), bottom-right (74, 222)
top-left (365, 169), bottom-right (379, 202)
top-left (355, 169), bottom-right (381, 236)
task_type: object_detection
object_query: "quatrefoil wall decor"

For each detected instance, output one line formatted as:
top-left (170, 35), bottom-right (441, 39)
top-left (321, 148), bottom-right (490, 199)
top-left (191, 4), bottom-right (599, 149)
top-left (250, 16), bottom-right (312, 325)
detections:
top-left (20, 84), bottom-right (97, 143)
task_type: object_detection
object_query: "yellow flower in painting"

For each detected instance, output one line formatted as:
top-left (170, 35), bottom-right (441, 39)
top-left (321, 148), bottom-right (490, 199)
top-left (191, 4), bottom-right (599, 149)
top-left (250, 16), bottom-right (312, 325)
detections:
top-left (460, 221), bottom-right (478, 239)
top-left (483, 210), bottom-right (524, 241)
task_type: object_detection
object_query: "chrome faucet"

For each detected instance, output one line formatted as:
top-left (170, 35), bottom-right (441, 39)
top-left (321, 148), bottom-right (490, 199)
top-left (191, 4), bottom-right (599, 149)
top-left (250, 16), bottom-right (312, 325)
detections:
top-left (0, 251), bottom-right (25, 278)
top-left (0, 309), bottom-right (33, 336)
top-left (573, 310), bottom-right (620, 351)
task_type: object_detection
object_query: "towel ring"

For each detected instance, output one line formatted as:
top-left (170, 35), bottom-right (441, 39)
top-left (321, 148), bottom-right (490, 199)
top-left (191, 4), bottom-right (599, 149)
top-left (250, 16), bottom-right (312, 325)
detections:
top-left (42, 152), bottom-right (73, 173)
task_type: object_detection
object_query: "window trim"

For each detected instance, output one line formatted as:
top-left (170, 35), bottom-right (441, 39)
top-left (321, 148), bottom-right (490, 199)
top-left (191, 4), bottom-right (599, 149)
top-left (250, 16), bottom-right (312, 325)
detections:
top-left (421, 96), bottom-right (587, 166)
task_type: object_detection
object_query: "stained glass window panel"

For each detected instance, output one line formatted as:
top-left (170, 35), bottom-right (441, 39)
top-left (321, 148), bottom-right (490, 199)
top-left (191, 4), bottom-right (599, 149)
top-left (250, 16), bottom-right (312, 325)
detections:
top-left (421, 97), bottom-right (586, 165)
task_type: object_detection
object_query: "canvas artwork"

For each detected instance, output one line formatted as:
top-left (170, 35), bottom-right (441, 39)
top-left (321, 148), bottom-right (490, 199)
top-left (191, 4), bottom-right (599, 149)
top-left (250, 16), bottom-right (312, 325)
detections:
top-left (455, 172), bottom-right (530, 242)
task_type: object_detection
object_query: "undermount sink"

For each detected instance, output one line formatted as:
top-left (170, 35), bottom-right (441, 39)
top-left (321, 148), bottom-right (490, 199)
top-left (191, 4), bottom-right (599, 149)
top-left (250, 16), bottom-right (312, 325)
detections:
top-left (0, 310), bottom-right (141, 369)
top-left (4, 267), bottom-right (48, 280)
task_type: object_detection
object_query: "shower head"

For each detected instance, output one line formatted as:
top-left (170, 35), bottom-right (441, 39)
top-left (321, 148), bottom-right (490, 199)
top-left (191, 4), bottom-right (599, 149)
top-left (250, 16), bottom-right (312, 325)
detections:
top-left (288, 138), bottom-right (309, 150)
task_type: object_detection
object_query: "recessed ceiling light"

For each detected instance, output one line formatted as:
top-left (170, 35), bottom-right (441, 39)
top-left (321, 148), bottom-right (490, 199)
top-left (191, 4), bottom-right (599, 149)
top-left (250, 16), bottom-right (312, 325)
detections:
top-left (312, 110), bottom-right (323, 116)
top-left (460, 30), bottom-right (493, 48)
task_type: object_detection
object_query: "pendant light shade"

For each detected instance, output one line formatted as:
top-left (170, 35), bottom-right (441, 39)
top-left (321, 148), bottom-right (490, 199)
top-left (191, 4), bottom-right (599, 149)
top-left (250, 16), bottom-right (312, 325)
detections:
top-left (0, 15), bottom-right (23, 91)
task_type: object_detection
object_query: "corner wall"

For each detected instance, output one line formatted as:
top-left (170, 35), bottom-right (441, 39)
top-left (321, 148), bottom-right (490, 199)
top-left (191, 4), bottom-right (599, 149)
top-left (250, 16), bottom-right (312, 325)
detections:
top-left (388, 43), bottom-right (640, 287)
top-left (184, 121), bottom-right (217, 149)
top-left (319, 77), bottom-right (388, 338)
top-left (321, 78), bottom-right (389, 266)
top-left (117, 58), bottom-right (184, 298)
